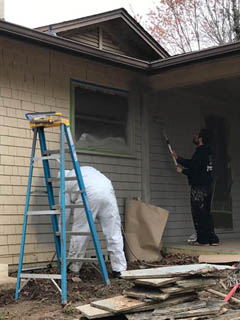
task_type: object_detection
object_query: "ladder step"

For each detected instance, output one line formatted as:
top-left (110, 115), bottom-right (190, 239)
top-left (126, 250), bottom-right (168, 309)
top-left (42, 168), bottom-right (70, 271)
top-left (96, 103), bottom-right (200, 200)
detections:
top-left (27, 210), bottom-right (60, 216)
top-left (20, 273), bottom-right (61, 280)
top-left (48, 177), bottom-right (77, 182)
top-left (34, 155), bottom-right (60, 161)
top-left (43, 150), bottom-right (61, 155)
top-left (43, 149), bottom-right (70, 156)
top-left (30, 190), bottom-right (48, 195)
top-left (67, 258), bottom-right (98, 263)
top-left (52, 204), bottom-right (84, 209)
top-left (56, 231), bottom-right (91, 236)
top-left (66, 190), bottom-right (85, 194)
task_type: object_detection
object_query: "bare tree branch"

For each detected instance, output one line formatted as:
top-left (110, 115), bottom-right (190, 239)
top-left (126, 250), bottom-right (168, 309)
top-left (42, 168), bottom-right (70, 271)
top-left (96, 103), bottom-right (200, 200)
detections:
top-left (132, 0), bottom-right (240, 54)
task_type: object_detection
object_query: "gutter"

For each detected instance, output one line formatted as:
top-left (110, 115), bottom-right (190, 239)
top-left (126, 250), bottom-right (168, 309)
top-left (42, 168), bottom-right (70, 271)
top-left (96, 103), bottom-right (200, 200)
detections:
top-left (150, 41), bottom-right (240, 73)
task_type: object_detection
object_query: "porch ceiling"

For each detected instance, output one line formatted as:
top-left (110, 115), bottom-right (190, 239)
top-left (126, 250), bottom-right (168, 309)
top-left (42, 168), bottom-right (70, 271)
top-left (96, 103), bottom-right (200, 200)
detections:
top-left (175, 75), bottom-right (240, 108)
top-left (149, 54), bottom-right (240, 94)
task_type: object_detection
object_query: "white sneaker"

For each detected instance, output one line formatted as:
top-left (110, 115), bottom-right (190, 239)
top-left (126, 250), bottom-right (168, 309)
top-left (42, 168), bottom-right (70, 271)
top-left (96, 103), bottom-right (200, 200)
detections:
top-left (187, 233), bottom-right (197, 243)
top-left (68, 262), bottom-right (81, 273)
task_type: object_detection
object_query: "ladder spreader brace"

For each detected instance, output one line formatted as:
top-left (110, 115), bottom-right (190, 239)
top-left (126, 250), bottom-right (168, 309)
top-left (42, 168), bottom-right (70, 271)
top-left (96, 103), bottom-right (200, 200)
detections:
top-left (15, 112), bottom-right (110, 304)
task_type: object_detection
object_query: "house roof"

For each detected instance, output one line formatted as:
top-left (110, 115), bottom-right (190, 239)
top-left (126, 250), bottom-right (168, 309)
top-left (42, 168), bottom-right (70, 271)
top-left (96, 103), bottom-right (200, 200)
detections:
top-left (1, 10), bottom-right (240, 74)
top-left (0, 18), bottom-right (150, 71)
top-left (35, 8), bottom-right (169, 61)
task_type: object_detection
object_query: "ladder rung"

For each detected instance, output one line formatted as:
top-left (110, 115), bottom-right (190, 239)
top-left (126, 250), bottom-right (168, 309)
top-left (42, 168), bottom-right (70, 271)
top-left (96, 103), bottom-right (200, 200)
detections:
top-left (67, 258), bottom-right (98, 263)
top-left (52, 204), bottom-right (84, 209)
top-left (20, 273), bottom-right (61, 280)
top-left (66, 190), bottom-right (85, 194)
top-left (22, 265), bottom-right (51, 272)
top-left (43, 150), bottom-right (60, 155)
top-left (43, 149), bottom-right (70, 155)
top-left (30, 190), bottom-right (48, 195)
top-left (56, 231), bottom-right (91, 236)
top-left (27, 210), bottom-right (60, 215)
top-left (48, 177), bottom-right (77, 182)
top-left (34, 155), bottom-right (60, 161)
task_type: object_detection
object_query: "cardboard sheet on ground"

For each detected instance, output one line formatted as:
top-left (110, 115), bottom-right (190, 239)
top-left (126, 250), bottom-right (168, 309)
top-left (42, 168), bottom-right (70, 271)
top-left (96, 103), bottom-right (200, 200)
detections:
top-left (199, 254), bottom-right (240, 264)
top-left (124, 200), bottom-right (169, 262)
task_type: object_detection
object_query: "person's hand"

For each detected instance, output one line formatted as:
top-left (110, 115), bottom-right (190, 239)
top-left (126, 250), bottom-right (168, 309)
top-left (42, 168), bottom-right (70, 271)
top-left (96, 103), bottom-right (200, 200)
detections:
top-left (171, 151), bottom-right (177, 159)
top-left (176, 166), bottom-right (183, 174)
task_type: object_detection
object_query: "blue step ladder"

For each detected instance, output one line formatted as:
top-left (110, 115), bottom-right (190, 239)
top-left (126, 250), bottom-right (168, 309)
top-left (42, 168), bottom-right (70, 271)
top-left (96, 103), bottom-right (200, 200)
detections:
top-left (15, 112), bottom-right (110, 304)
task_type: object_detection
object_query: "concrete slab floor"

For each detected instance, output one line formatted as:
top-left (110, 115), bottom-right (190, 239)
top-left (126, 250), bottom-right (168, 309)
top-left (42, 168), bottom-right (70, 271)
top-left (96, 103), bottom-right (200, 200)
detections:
top-left (163, 239), bottom-right (240, 257)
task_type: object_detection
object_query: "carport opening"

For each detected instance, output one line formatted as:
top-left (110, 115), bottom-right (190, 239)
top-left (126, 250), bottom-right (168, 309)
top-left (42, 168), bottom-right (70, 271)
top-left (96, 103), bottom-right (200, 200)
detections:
top-left (205, 114), bottom-right (233, 229)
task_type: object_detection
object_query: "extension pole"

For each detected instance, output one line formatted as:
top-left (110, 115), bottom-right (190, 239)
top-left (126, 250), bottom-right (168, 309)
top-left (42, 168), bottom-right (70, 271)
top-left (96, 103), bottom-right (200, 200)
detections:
top-left (162, 130), bottom-right (178, 166)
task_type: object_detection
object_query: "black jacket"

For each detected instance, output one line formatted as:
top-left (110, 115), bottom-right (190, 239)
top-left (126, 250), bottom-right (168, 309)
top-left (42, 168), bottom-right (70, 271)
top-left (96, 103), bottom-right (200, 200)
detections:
top-left (177, 145), bottom-right (213, 187)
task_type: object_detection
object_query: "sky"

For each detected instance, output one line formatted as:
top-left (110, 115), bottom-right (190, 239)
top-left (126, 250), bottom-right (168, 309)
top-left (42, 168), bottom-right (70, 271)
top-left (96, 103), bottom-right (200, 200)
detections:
top-left (4, 0), bottom-right (155, 28)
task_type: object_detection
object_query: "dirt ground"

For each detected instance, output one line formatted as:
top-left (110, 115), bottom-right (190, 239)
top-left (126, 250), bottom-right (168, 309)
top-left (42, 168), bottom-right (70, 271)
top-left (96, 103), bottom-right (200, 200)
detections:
top-left (0, 253), bottom-right (238, 320)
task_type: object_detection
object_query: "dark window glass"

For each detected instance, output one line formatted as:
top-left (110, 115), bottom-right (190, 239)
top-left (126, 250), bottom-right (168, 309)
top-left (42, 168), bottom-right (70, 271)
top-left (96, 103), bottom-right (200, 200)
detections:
top-left (74, 85), bottom-right (130, 153)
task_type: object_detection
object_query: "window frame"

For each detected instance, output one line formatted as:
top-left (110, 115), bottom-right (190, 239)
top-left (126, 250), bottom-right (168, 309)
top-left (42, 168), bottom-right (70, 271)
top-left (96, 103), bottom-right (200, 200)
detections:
top-left (70, 79), bottom-right (136, 157)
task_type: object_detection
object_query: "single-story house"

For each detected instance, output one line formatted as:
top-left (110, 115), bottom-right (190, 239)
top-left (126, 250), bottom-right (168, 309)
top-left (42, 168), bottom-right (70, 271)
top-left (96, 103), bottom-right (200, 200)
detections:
top-left (0, 8), bottom-right (240, 267)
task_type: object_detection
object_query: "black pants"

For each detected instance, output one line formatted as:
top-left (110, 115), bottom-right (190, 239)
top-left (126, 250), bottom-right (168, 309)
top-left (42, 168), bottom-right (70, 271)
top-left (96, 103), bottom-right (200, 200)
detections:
top-left (190, 185), bottom-right (219, 244)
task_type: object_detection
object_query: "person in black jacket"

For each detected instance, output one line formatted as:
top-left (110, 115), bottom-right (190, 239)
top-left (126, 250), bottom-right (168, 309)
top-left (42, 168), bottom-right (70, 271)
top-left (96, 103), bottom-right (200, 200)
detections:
top-left (173, 129), bottom-right (219, 246)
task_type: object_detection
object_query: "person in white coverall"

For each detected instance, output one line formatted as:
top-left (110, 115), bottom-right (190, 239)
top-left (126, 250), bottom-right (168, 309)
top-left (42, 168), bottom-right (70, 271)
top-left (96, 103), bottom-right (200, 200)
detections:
top-left (64, 167), bottom-right (127, 277)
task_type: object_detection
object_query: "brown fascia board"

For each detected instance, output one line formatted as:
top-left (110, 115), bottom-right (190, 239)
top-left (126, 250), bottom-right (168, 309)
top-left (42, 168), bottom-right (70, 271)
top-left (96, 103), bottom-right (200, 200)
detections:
top-left (0, 19), bottom-right (150, 71)
top-left (35, 8), bottom-right (130, 32)
top-left (35, 8), bottom-right (169, 59)
top-left (150, 41), bottom-right (240, 73)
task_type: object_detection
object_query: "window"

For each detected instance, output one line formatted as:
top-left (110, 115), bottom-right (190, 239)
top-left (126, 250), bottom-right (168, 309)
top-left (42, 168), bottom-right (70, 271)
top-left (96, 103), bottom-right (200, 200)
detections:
top-left (71, 80), bottom-right (133, 155)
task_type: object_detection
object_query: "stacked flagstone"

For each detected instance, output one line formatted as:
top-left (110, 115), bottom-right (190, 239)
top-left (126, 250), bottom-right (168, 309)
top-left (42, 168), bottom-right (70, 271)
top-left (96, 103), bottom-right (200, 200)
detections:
top-left (76, 264), bottom-right (240, 320)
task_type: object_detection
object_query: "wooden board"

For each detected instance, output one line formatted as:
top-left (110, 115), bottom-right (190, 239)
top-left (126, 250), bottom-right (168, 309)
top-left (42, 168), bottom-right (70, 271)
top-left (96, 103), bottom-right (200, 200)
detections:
top-left (76, 295), bottom-right (199, 319)
top-left (124, 287), bottom-right (170, 301)
top-left (126, 312), bottom-right (152, 320)
top-left (154, 300), bottom-right (227, 320)
top-left (126, 296), bottom-right (199, 319)
top-left (153, 300), bottom-right (207, 315)
top-left (129, 293), bottom-right (197, 312)
top-left (159, 286), bottom-right (195, 295)
top-left (175, 278), bottom-right (217, 289)
top-left (90, 295), bottom-right (147, 313)
top-left (75, 304), bottom-right (113, 319)
top-left (134, 277), bottom-right (182, 287)
top-left (126, 300), bottom-right (207, 320)
top-left (199, 254), bottom-right (240, 264)
top-left (174, 303), bottom-right (225, 318)
top-left (130, 302), bottom-right (170, 313)
top-left (120, 264), bottom-right (233, 280)
top-left (216, 310), bottom-right (240, 320)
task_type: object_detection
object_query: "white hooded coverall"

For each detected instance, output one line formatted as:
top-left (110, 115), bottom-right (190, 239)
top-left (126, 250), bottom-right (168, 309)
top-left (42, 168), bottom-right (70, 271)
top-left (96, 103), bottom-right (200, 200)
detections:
top-left (64, 167), bottom-right (127, 273)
